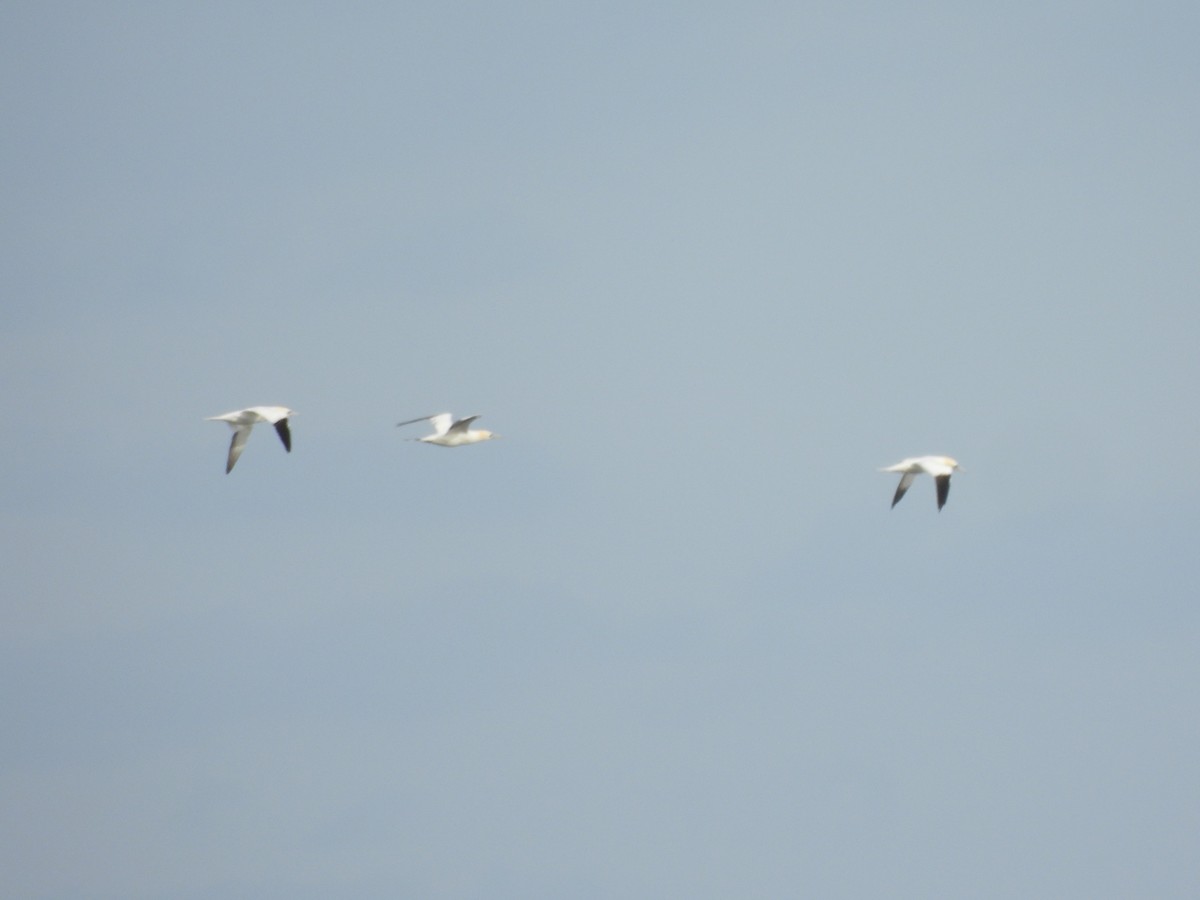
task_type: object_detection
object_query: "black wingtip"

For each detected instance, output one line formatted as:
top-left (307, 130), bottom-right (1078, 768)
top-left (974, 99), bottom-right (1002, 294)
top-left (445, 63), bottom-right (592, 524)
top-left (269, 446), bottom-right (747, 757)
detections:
top-left (936, 475), bottom-right (950, 511)
top-left (274, 418), bottom-right (292, 453)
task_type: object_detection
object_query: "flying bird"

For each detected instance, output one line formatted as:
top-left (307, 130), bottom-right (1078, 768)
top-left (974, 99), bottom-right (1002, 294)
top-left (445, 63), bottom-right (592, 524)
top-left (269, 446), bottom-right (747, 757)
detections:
top-left (880, 456), bottom-right (961, 511)
top-left (206, 406), bottom-right (295, 473)
top-left (395, 413), bottom-right (498, 447)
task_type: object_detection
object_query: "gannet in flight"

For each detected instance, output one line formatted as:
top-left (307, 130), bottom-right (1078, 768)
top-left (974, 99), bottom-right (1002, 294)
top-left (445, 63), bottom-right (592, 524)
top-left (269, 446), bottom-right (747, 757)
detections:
top-left (395, 413), bottom-right (498, 447)
top-left (880, 456), bottom-right (961, 511)
top-left (206, 406), bottom-right (294, 473)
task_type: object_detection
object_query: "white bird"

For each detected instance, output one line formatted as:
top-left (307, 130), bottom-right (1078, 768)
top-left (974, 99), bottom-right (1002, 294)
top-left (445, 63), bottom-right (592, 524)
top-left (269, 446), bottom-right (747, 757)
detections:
top-left (880, 456), bottom-right (961, 511)
top-left (395, 412), bottom-right (498, 447)
top-left (206, 406), bottom-right (295, 473)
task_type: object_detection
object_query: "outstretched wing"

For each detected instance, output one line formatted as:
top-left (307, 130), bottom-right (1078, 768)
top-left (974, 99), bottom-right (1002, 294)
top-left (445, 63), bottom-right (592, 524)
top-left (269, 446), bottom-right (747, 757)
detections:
top-left (891, 472), bottom-right (915, 508)
top-left (935, 475), bottom-right (951, 511)
top-left (274, 418), bottom-right (292, 453)
top-left (448, 415), bottom-right (481, 434)
top-left (396, 414), bottom-right (436, 428)
top-left (397, 412), bottom-right (456, 435)
top-left (226, 427), bottom-right (250, 474)
top-left (423, 413), bottom-right (455, 436)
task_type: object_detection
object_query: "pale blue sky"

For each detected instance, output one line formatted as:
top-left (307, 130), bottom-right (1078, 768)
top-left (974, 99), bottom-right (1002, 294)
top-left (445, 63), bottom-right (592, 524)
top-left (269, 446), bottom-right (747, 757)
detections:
top-left (2, 3), bottom-right (1199, 898)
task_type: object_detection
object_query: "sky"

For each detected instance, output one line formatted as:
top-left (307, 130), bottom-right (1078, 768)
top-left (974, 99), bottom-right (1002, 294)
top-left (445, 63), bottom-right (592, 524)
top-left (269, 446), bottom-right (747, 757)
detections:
top-left (2, 2), bottom-right (1198, 897)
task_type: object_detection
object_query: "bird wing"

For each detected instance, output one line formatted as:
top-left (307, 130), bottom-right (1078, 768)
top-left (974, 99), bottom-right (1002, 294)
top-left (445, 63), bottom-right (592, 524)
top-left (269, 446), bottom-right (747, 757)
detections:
top-left (935, 475), bottom-right (951, 511)
top-left (448, 415), bottom-right (481, 434)
top-left (226, 427), bottom-right (251, 474)
top-left (891, 472), bottom-right (916, 508)
top-left (396, 415), bottom-right (431, 427)
top-left (398, 415), bottom-right (453, 436)
top-left (273, 418), bottom-right (292, 452)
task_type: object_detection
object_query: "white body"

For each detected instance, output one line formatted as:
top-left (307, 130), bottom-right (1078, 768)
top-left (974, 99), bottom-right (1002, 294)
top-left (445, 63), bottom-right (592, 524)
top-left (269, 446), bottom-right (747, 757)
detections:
top-left (206, 406), bottom-right (295, 473)
top-left (880, 455), bottom-right (961, 511)
top-left (395, 412), bottom-right (497, 446)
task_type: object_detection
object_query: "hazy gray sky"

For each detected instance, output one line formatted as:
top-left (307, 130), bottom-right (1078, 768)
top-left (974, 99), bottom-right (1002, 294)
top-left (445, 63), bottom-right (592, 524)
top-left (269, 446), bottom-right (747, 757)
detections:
top-left (3, 3), bottom-right (1198, 897)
